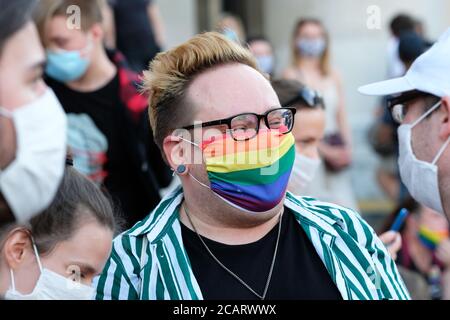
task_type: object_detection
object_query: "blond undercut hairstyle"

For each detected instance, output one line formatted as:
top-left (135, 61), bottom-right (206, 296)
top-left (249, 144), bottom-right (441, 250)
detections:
top-left (142, 32), bottom-right (259, 155)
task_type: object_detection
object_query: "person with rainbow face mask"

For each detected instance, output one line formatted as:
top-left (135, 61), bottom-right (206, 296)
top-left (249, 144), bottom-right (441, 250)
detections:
top-left (95, 32), bottom-right (409, 300)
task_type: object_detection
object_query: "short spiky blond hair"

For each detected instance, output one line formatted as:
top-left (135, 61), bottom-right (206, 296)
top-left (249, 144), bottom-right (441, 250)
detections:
top-left (142, 32), bottom-right (259, 152)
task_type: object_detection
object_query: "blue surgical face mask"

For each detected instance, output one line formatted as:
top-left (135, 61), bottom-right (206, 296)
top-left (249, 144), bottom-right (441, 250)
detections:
top-left (256, 55), bottom-right (274, 75)
top-left (45, 40), bottom-right (92, 83)
top-left (222, 28), bottom-right (240, 43)
top-left (296, 38), bottom-right (326, 57)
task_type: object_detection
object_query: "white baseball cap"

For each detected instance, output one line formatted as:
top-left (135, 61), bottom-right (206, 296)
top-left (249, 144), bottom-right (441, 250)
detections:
top-left (359, 27), bottom-right (450, 98)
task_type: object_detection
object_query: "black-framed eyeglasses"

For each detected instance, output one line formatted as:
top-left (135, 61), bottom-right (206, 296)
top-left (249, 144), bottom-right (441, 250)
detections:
top-left (387, 90), bottom-right (440, 123)
top-left (181, 107), bottom-right (297, 141)
top-left (282, 87), bottom-right (325, 109)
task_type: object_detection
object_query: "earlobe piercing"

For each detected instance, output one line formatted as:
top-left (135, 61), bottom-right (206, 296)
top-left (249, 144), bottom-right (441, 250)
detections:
top-left (177, 165), bottom-right (187, 175)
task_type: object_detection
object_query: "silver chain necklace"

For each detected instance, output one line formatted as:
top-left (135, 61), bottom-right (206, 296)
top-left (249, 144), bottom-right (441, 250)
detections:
top-left (183, 204), bottom-right (283, 300)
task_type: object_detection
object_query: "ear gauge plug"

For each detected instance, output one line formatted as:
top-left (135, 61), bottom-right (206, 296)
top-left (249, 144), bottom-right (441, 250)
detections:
top-left (176, 165), bottom-right (187, 175)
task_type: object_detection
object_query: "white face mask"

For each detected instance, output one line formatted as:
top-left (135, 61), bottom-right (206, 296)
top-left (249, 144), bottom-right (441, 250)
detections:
top-left (398, 100), bottom-right (450, 214)
top-left (0, 89), bottom-right (67, 223)
top-left (288, 151), bottom-right (321, 195)
top-left (4, 241), bottom-right (95, 300)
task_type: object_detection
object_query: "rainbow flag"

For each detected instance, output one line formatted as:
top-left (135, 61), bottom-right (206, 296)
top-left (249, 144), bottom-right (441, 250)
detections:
top-left (202, 130), bottom-right (296, 212)
top-left (419, 226), bottom-right (449, 250)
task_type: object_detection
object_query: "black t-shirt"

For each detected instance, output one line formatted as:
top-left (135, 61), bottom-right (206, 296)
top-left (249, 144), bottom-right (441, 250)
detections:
top-left (181, 208), bottom-right (343, 300)
top-left (46, 74), bottom-right (159, 225)
top-left (109, 0), bottom-right (159, 71)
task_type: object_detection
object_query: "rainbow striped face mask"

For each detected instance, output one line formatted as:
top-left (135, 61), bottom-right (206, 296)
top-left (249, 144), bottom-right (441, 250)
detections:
top-left (182, 129), bottom-right (296, 213)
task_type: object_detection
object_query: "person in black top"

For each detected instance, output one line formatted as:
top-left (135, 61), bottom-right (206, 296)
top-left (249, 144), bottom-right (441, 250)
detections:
top-left (182, 208), bottom-right (342, 300)
top-left (104, 0), bottom-right (165, 73)
top-left (94, 32), bottom-right (408, 301)
top-left (33, 0), bottom-right (170, 227)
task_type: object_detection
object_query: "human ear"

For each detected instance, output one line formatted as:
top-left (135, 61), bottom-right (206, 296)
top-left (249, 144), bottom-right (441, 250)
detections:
top-left (89, 23), bottom-right (104, 42)
top-left (2, 229), bottom-right (33, 271)
top-left (439, 96), bottom-right (450, 141)
top-left (162, 131), bottom-right (196, 176)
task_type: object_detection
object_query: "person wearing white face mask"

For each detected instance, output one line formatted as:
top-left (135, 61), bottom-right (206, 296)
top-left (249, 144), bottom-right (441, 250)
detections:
top-left (273, 78), bottom-right (403, 259)
top-left (271, 79), bottom-right (325, 195)
top-left (0, 165), bottom-right (118, 300)
top-left (0, 0), bottom-right (67, 226)
top-left (359, 27), bottom-right (450, 218)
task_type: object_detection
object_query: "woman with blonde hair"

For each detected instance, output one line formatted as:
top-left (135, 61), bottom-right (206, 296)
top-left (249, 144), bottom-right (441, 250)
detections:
top-left (283, 18), bottom-right (357, 210)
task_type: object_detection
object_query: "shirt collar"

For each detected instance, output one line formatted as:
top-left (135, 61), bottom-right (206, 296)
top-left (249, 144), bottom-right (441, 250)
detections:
top-left (129, 188), bottom-right (342, 241)
top-left (127, 185), bottom-right (184, 239)
top-left (284, 192), bottom-right (341, 237)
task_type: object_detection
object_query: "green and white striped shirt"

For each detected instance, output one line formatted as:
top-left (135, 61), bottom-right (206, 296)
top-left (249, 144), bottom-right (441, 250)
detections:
top-left (94, 186), bottom-right (410, 300)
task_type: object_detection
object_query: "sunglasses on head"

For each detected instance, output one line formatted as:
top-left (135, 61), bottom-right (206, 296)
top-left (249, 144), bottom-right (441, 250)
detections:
top-left (282, 87), bottom-right (325, 109)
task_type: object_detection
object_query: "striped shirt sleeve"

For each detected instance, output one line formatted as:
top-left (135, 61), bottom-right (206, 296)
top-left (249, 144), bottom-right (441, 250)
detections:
top-left (94, 234), bottom-right (141, 300)
top-left (351, 210), bottom-right (411, 299)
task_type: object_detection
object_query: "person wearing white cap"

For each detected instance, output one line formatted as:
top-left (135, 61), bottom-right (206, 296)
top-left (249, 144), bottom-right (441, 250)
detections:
top-left (359, 27), bottom-right (450, 218)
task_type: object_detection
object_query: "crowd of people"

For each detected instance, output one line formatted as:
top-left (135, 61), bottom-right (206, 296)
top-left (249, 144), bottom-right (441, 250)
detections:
top-left (1, 0), bottom-right (450, 301)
